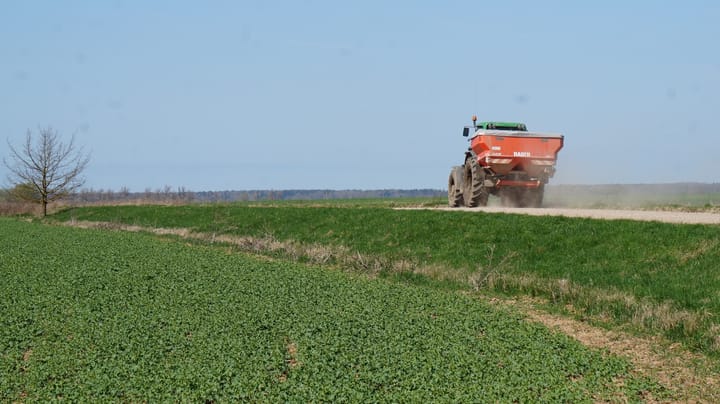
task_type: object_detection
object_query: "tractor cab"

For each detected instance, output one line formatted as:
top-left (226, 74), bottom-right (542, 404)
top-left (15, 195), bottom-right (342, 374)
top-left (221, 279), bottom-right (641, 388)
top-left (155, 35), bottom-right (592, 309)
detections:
top-left (475, 122), bottom-right (527, 131)
top-left (462, 116), bottom-right (528, 137)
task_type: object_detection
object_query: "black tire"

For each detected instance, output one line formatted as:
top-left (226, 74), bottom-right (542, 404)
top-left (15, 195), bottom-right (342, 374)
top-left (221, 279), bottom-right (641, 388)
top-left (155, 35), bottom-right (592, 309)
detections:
top-left (447, 166), bottom-right (464, 207)
top-left (463, 157), bottom-right (489, 207)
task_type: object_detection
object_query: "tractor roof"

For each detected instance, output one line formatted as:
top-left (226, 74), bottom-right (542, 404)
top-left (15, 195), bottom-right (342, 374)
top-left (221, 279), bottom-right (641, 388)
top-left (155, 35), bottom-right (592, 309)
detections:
top-left (476, 122), bottom-right (527, 131)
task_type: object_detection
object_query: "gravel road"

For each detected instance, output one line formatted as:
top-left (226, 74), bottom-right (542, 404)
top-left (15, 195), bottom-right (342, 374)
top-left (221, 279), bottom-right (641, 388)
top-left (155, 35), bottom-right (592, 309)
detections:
top-left (415, 207), bottom-right (720, 225)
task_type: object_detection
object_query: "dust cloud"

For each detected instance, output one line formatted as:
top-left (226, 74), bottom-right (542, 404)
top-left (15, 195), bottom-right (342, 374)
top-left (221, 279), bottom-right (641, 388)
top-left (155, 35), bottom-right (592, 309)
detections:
top-left (542, 183), bottom-right (720, 210)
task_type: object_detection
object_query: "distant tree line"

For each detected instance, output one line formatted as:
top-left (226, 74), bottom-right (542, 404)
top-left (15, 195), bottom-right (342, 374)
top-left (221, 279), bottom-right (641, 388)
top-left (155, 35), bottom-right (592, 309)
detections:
top-left (57, 188), bottom-right (445, 203)
top-left (69, 186), bottom-right (196, 203)
top-left (193, 189), bottom-right (445, 202)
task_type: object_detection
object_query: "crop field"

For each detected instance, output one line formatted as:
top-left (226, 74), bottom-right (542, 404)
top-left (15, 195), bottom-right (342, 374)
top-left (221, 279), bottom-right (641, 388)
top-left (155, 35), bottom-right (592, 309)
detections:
top-left (54, 204), bottom-right (720, 359)
top-left (0, 218), bottom-right (666, 401)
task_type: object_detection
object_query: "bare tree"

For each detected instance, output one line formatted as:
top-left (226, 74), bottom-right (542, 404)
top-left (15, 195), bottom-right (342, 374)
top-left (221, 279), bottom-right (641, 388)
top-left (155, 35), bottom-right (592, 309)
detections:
top-left (3, 127), bottom-right (90, 216)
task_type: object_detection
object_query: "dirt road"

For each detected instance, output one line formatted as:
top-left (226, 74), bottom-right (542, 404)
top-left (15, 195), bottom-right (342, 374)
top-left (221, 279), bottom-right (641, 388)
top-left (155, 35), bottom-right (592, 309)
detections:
top-left (421, 207), bottom-right (720, 225)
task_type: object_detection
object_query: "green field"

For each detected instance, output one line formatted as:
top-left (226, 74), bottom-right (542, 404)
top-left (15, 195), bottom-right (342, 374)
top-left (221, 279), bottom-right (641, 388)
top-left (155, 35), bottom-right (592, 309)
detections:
top-left (53, 204), bottom-right (720, 358)
top-left (0, 218), bottom-right (664, 401)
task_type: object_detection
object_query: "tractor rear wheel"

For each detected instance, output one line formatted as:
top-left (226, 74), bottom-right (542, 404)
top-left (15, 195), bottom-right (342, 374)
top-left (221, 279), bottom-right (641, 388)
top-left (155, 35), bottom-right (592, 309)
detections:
top-left (448, 166), bottom-right (464, 207)
top-left (463, 157), bottom-right (489, 207)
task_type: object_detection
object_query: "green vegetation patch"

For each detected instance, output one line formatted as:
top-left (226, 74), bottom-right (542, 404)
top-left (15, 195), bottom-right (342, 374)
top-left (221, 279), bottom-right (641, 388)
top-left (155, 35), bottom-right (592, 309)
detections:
top-left (54, 204), bottom-right (720, 356)
top-left (0, 218), bottom-right (660, 401)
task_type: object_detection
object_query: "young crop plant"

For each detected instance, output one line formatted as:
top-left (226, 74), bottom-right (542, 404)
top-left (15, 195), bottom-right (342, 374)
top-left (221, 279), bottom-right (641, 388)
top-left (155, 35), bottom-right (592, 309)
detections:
top-left (52, 204), bottom-right (720, 358)
top-left (0, 217), bottom-right (666, 401)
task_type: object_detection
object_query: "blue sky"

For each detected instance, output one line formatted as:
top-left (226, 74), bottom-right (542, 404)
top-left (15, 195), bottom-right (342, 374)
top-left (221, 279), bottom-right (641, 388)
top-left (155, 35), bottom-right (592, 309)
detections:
top-left (1, 1), bottom-right (719, 191)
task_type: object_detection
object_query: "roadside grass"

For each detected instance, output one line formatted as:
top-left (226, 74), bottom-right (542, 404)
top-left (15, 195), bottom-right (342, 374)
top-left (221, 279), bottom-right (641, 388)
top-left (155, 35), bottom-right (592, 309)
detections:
top-left (0, 218), bottom-right (664, 401)
top-left (52, 204), bottom-right (720, 359)
top-left (201, 193), bottom-right (720, 211)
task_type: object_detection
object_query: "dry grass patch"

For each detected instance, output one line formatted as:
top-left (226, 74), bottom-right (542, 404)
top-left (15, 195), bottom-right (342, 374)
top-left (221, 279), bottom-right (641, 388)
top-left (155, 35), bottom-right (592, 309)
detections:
top-left (467, 266), bottom-right (709, 343)
top-left (278, 338), bottom-right (301, 383)
top-left (0, 201), bottom-right (39, 216)
top-left (675, 239), bottom-right (720, 264)
top-left (483, 296), bottom-right (720, 402)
